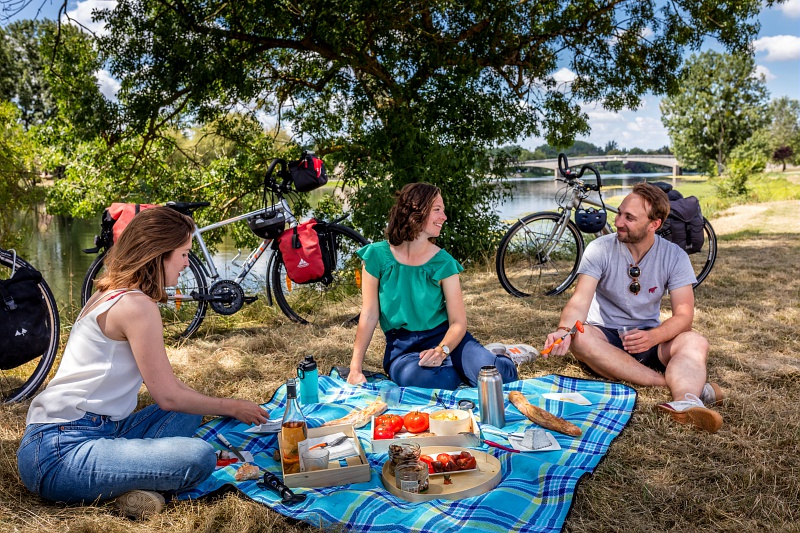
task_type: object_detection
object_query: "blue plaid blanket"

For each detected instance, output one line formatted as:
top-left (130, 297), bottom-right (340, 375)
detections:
top-left (179, 373), bottom-right (636, 533)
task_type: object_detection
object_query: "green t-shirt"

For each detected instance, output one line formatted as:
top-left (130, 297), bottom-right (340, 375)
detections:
top-left (357, 241), bottom-right (464, 332)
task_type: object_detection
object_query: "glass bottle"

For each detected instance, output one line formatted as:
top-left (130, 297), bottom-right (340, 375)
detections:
top-left (281, 378), bottom-right (308, 471)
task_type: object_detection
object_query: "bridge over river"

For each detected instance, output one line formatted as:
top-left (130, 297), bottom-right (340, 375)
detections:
top-left (517, 154), bottom-right (681, 177)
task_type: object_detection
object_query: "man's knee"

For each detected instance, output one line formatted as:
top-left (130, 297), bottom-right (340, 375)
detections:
top-left (674, 331), bottom-right (709, 355)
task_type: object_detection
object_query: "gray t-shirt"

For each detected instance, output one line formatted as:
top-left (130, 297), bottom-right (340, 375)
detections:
top-left (577, 234), bottom-right (696, 329)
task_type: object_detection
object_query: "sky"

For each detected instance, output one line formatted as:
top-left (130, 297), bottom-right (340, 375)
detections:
top-left (3, 0), bottom-right (800, 151)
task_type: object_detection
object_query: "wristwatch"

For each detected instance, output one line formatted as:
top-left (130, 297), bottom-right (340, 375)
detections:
top-left (437, 344), bottom-right (450, 356)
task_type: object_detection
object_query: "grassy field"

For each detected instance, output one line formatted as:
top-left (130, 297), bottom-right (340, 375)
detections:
top-left (1, 187), bottom-right (799, 531)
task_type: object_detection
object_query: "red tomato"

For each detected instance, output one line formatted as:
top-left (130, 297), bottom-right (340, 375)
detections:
top-left (403, 411), bottom-right (430, 434)
top-left (375, 414), bottom-right (404, 433)
top-left (373, 424), bottom-right (395, 440)
top-left (419, 455), bottom-right (435, 473)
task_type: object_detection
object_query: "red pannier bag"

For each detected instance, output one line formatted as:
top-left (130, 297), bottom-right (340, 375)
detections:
top-left (277, 219), bottom-right (326, 284)
top-left (107, 203), bottom-right (160, 243)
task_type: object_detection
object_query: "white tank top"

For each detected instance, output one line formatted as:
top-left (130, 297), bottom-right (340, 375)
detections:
top-left (26, 290), bottom-right (145, 424)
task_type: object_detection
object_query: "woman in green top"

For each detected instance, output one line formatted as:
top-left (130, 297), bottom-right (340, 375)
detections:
top-left (347, 182), bottom-right (519, 389)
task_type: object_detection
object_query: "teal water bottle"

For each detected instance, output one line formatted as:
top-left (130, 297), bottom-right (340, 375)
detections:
top-left (297, 355), bottom-right (319, 404)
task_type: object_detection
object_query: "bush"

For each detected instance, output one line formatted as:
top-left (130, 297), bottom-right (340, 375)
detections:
top-left (714, 155), bottom-right (765, 198)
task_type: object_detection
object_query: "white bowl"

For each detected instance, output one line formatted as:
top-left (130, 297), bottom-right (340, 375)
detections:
top-left (428, 409), bottom-right (471, 436)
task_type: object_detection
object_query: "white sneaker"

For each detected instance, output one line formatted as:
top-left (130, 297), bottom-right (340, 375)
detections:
top-left (484, 343), bottom-right (538, 365)
top-left (656, 393), bottom-right (723, 433)
top-left (115, 490), bottom-right (165, 519)
top-left (699, 382), bottom-right (724, 406)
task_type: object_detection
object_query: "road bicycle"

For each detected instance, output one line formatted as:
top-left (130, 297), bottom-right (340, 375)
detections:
top-left (81, 157), bottom-right (369, 339)
top-left (496, 154), bottom-right (717, 298)
top-left (1, 247), bottom-right (60, 403)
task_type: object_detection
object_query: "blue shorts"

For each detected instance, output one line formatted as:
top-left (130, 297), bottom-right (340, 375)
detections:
top-left (597, 325), bottom-right (666, 373)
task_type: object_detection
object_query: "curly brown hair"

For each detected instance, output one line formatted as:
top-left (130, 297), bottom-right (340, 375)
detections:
top-left (632, 182), bottom-right (671, 226)
top-left (386, 182), bottom-right (441, 245)
top-left (95, 207), bottom-right (195, 303)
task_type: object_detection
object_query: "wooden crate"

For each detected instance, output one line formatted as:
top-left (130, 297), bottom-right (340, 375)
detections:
top-left (371, 411), bottom-right (481, 453)
top-left (279, 423), bottom-right (370, 488)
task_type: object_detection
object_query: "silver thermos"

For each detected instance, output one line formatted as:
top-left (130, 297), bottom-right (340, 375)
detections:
top-left (478, 365), bottom-right (505, 428)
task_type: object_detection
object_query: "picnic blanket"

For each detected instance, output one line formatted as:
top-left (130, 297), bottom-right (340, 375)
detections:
top-left (178, 373), bottom-right (636, 533)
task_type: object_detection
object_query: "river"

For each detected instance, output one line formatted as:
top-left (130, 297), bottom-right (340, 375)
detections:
top-left (9, 172), bottom-right (687, 314)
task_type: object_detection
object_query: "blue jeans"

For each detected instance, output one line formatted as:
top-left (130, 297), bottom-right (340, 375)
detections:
top-left (17, 405), bottom-right (216, 504)
top-left (384, 322), bottom-right (519, 389)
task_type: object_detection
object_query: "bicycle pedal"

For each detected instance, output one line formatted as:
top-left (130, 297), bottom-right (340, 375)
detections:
top-left (243, 296), bottom-right (258, 304)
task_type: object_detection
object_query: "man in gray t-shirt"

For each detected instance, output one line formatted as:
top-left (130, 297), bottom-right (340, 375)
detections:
top-left (543, 183), bottom-right (724, 433)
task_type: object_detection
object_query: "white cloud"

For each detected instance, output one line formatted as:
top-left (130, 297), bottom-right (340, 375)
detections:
top-left (552, 67), bottom-right (576, 84)
top-left (753, 35), bottom-right (800, 61)
top-left (754, 65), bottom-right (776, 81)
top-left (779, 0), bottom-right (800, 18)
top-left (65, 0), bottom-right (117, 35)
top-left (94, 69), bottom-right (119, 100)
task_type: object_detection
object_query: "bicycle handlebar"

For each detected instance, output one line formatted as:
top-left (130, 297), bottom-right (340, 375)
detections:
top-left (557, 153), bottom-right (603, 191)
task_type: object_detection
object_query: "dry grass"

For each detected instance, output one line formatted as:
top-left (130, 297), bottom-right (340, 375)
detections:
top-left (2, 202), bottom-right (799, 532)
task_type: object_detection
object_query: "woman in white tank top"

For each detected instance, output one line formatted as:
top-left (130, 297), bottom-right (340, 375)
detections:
top-left (17, 207), bottom-right (270, 519)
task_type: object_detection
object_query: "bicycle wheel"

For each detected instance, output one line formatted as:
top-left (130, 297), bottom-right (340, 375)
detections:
top-left (272, 223), bottom-right (368, 325)
top-left (1, 249), bottom-right (60, 403)
top-left (81, 250), bottom-right (208, 339)
top-left (496, 212), bottom-right (585, 297)
top-left (689, 217), bottom-right (717, 288)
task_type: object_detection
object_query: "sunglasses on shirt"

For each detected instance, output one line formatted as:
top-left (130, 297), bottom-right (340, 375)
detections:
top-left (628, 265), bottom-right (641, 295)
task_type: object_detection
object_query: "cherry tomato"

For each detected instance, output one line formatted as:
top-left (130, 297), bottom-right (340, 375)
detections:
top-left (419, 455), bottom-right (435, 473)
top-left (403, 411), bottom-right (430, 434)
top-left (375, 414), bottom-right (404, 433)
top-left (373, 423), bottom-right (395, 440)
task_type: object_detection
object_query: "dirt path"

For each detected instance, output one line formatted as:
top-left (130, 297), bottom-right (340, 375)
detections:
top-left (710, 200), bottom-right (800, 235)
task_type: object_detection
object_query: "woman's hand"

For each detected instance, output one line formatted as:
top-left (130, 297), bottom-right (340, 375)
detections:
top-left (419, 347), bottom-right (445, 367)
top-left (347, 370), bottom-right (367, 385)
top-left (230, 399), bottom-right (270, 425)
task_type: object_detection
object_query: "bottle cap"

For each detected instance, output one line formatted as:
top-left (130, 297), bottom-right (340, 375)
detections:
top-left (286, 378), bottom-right (298, 398)
top-left (298, 355), bottom-right (317, 372)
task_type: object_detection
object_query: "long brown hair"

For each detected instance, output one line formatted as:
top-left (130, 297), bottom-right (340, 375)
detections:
top-left (386, 182), bottom-right (441, 245)
top-left (95, 207), bottom-right (195, 302)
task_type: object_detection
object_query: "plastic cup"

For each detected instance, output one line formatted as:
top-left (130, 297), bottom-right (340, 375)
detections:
top-left (301, 448), bottom-right (330, 472)
top-left (618, 326), bottom-right (639, 339)
top-left (378, 382), bottom-right (401, 407)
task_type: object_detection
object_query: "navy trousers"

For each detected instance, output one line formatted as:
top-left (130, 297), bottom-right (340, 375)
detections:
top-left (384, 322), bottom-right (518, 389)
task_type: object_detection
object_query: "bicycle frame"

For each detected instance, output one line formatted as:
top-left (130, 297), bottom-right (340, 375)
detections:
top-left (175, 197), bottom-right (298, 300)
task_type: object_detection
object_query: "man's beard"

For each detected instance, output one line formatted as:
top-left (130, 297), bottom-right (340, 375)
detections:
top-left (616, 226), bottom-right (648, 244)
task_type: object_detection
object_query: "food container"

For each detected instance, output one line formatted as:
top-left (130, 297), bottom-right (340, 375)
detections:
top-left (387, 441), bottom-right (421, 476)
top-left (370, 410), bottom-right (481, 453)
top-left (381, 446), bottom-right (502, 502)
top-left (394, 460), bottom-right (429, 494)
top-left (279, 423), bottom-right (370, 488)
top-left (428, 409), bottom-right (471, 436)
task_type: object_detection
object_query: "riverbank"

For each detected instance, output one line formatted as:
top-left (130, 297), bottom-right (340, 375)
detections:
top-left (1, 197), bottom-right (799, 532)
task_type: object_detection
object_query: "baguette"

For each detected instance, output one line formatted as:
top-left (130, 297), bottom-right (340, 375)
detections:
top-left (508, 391), bottom-right (582, 437)
top-left (323, 398), bottom-right (388, 429)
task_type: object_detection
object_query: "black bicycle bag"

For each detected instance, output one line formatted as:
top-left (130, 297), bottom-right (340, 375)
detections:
top-left (288, 153), bottom-right (328, 192)
top-left (0, 266), bottom-right (51, 369)
top-left (653, 183), bottom-right (704, 254)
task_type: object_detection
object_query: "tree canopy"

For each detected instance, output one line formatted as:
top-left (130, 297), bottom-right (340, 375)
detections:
top-left (660, 51), bottom-right (770, 174)
top-left (82, 0), bottom-right (774, 260)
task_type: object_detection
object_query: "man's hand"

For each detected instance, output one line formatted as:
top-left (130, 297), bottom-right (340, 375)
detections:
top-left (542, 330), bottom-right (572, 357)
top-left (620, 329), bottom-right (656, 354)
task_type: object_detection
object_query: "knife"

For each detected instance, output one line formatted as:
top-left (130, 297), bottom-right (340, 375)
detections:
top-left (217, 434), bottom-right (246, 462)
top-left (541, 320), bottom-right (584, 355)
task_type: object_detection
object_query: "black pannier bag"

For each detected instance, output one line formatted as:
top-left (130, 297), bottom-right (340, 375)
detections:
top-left (0, 266), bottom-right (51, 369)
top-left (288, 153), bottom-right (328, 192)
top-left (653, 182), bottom-right (704, 254)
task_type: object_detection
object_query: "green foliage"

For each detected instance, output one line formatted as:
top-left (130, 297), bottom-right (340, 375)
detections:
top-left (714, 153), bottom-right (765, 198)
top-left (88, 0), bottom-right (770, 261)
top-left (661, 51), bottom-right (769, 174)
top-left (0, 101), bottom-right (43, 246)
top-left (765, 97), bottom-right (800, 166)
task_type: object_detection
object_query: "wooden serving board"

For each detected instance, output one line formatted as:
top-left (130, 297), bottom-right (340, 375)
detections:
top-left (381, 446), bottom-right (502, 502)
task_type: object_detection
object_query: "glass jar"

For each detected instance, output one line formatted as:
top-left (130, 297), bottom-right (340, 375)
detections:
top-left (395, 460), bottom-right (429, 494)
top-left (387, 441), bottom-right (421, 475)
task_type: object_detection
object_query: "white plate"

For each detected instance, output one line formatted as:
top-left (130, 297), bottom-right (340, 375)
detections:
top-left (507, 432), bottom-right (561, 452)
top-left (541, 392), bottom-right (591, 406)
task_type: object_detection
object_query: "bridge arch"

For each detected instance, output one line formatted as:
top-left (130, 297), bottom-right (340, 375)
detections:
top-left (516, 155), bottom-right (681, 176)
